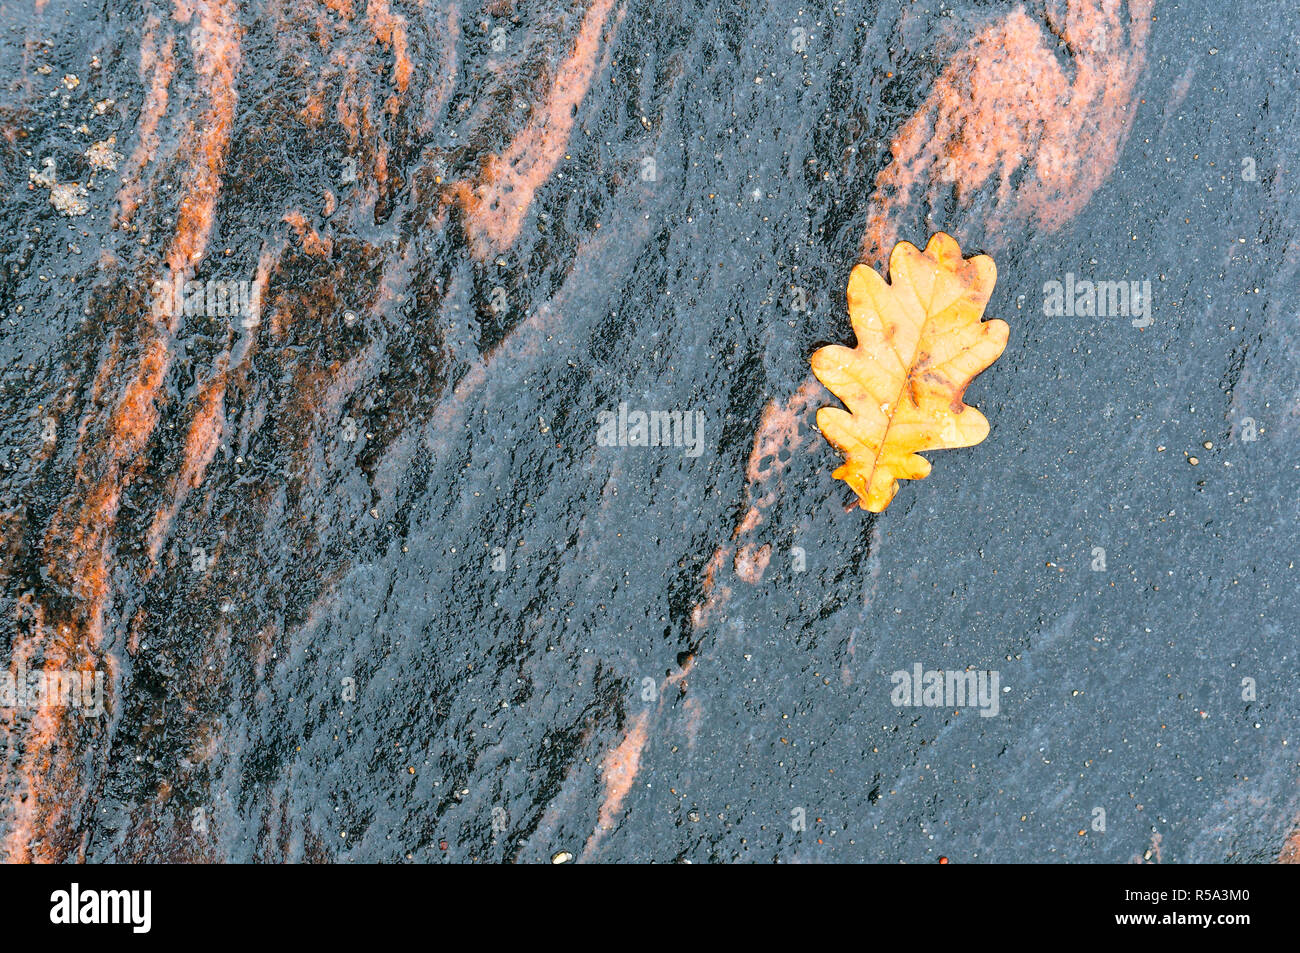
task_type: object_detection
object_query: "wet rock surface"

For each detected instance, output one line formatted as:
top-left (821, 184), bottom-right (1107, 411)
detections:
top-left (1, 0), bottom-right (1297, 862)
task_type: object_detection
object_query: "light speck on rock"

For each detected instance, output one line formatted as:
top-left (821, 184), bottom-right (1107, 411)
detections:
top-left (49, 182), bottom-right (89, 216)
top-left (85, 135), bottom-right (123, 172)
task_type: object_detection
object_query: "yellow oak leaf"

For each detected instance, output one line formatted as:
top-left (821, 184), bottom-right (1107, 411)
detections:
top-left (810, 232), bottom-right (1008, 512)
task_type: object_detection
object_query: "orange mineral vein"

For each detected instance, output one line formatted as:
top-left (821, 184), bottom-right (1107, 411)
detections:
top-left (450, 0), bottom-right (623, 257)
top-left (3, 0), bottom-right (241, 863)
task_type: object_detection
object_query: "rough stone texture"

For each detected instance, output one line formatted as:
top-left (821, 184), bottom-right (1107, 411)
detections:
top-left (0, 0), bottom-right (1296, 862)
